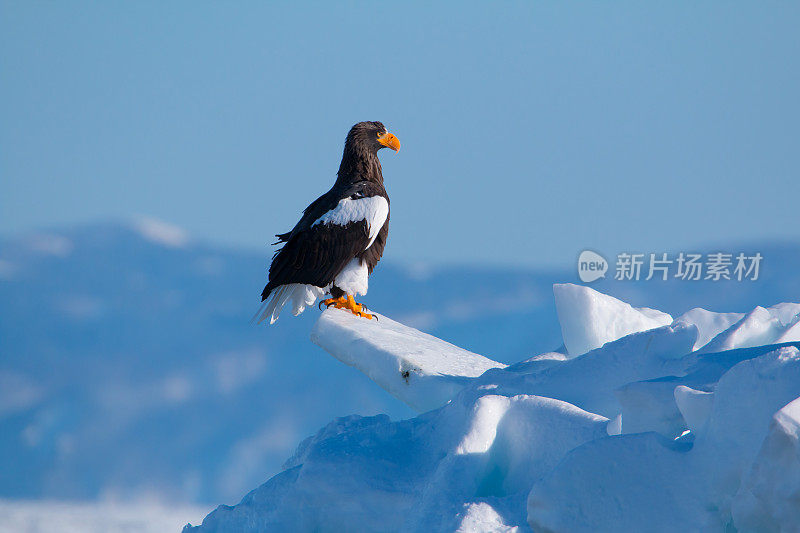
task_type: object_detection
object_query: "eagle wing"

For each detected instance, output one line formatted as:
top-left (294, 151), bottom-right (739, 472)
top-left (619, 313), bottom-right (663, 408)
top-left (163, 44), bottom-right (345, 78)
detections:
top-left (262, 184), bottom-right (389, 301)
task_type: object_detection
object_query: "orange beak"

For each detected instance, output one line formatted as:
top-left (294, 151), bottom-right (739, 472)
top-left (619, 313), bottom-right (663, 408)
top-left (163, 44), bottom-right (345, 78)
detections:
top-left (377, 132), bottom-right (401, 152)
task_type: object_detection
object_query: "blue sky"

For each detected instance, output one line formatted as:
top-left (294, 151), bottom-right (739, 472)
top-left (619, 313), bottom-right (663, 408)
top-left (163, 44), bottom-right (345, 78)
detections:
top-left (1, 2), bottom-right (798, 268)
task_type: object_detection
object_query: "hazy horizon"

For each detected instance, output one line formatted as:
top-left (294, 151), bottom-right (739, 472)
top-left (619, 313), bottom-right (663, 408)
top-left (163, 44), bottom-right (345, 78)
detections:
top-left (2, 215), bottom-right (797, 274)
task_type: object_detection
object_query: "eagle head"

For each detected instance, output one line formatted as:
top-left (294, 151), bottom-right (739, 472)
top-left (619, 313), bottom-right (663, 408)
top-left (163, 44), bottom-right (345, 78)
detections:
top-left (346, 121), bottom-right (401, 154)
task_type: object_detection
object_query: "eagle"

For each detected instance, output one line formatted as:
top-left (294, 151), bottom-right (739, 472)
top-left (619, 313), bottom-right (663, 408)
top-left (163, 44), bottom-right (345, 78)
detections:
top-left (257, 121), bottom-right (400, 324)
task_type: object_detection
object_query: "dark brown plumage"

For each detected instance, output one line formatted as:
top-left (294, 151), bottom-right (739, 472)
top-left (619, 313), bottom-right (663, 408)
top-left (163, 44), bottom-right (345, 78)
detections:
top-left (257, 121), bottom-right (399, 323)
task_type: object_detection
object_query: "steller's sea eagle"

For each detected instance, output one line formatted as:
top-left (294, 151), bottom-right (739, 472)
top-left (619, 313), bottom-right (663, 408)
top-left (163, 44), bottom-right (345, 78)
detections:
top-left (257, 121), bottom-right (400, 324)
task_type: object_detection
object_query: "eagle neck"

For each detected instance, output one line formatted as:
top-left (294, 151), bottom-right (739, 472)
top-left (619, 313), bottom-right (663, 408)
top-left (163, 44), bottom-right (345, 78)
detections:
top-left (336, 145), bottom-right (384, 186)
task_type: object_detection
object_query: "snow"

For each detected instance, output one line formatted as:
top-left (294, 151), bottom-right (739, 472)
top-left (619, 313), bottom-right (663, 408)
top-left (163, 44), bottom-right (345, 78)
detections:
top-left (0, 499), bottom-right (208, 533)
top-left (732, 397), bottom-right (800, 529)
top-left (311, 308), bottom-right (506, 413)
top-left (699, 305), bottom-right (799, 353)
top-left (186, 394), bottom-right (606, 532)
top-left (778, 317), bottom-right (800, 343)
top-left (673, 385), bottom-right (714, 435)
top-left (673, 307), bottom-right (744, 350)
top-left (456, 502), bottom-right (519, 533)
top-left (553, 283), bottom-right (673, 356)
top-left (133, 216), bottom-right (189, 248)
top-left (188, 285), bottom-right (800, 532)
top-left (527, 345), bottom-right (800, 531)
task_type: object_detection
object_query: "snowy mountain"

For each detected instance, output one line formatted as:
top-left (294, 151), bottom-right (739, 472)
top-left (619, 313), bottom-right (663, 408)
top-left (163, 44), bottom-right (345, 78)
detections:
top-left (187, 286), bottom-right (800, 532)
top-left (0, 220), bottom-right (798, 508)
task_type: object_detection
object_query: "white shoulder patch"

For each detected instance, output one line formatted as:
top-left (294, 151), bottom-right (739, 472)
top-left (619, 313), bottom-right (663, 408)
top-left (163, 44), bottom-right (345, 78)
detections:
top-left (312, 196), bottom-right (389, 250)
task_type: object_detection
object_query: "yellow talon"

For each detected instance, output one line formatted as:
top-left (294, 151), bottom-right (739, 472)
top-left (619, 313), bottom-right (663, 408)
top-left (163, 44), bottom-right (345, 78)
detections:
top-left (321, 294), bottom-right (374, 320)
top-left (346, 294), bottom-right (374, 319)
top-left (346, 294), bottom-right (362, 313)
top-left (322, 296), bottom-right (347, 309)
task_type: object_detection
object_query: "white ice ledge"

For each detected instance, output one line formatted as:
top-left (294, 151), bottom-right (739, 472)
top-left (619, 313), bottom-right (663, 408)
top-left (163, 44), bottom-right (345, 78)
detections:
top-left (311, 308), bottom-right (506, 413)
top-left (189, 286), bottom-right (800, 532)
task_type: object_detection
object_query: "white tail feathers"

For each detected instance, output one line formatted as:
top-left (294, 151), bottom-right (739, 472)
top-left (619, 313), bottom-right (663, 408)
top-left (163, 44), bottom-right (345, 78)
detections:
top-left (255, 283), bottom-right (327, 325)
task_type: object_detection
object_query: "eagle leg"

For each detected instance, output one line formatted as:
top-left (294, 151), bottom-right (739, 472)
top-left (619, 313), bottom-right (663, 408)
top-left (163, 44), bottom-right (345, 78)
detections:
top-left (321, 294), bottom-right (374, 320)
